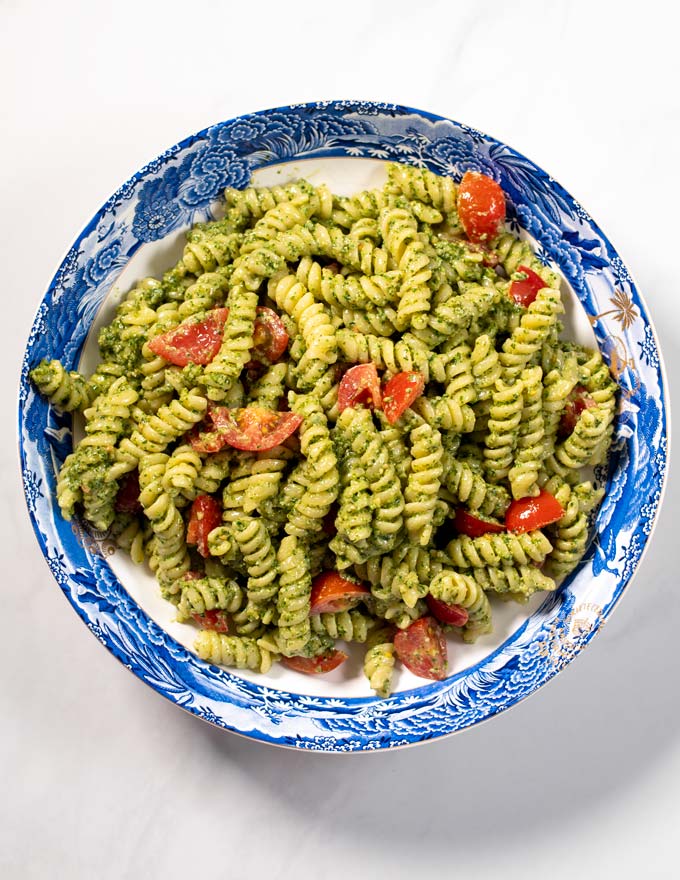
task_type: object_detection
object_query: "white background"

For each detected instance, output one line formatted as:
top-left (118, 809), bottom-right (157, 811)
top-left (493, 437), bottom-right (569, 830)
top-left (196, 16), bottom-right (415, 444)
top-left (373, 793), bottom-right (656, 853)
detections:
top-left (2, 0), bottom-right (678, 877)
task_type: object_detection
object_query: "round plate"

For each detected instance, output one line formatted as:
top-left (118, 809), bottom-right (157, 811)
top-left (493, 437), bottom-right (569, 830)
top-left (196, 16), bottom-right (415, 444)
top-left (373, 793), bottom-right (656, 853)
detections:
top-left (18, 101), bottom-right (669, 751)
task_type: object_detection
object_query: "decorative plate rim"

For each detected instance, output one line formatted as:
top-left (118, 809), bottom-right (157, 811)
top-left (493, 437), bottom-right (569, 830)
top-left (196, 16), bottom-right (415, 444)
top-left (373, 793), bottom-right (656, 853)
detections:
top-left (18, 100), bottom-right (669, 752)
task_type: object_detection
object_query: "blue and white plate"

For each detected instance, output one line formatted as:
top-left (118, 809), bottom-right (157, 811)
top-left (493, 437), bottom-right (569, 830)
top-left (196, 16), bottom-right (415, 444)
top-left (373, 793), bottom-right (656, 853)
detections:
top-left (18, 101), bottom-right (669, 751)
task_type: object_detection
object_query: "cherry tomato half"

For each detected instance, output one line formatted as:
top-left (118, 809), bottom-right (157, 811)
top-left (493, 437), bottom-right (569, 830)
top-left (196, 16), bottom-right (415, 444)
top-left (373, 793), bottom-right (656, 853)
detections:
top-left (338, 363), bottom-right (382, 412)
top-left (559, 385), bottom-right (596, 437)
top-left (186, 495), bottom-right (222, 557)
top-left (114, 469), bottom-right (142, 515)
top-left (394, 617), bottom-right (448, 681)
top-left (505, 489), bottom-right (564, 534)
top-left (249, 306), bottom-right (289, 365)
top-left (509, 265), bottom-right (547, 308)
top-left (382, 371), bottom-right (425, 424)
top-left (454, 507), bottom-right (505, 538)
top-left (192, 609), bottom-right (230, 633)
top-left (457, 171), bottom-right (506, 243)
top-left (209, 406), bottom-right (303, 452)
top-left (148, 308), bottom-right (229, 366)
top-left (310, 572), bottom-right (370, 614)
top-left (282, 649), bottom-right (349, 675)
top-left (425, 595), bottom-right (470, 628)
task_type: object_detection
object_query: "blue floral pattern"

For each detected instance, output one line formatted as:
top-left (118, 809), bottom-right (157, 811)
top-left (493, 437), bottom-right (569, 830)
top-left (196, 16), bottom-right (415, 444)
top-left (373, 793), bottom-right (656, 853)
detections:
top-left (18, 102), bottom-right (668, 752)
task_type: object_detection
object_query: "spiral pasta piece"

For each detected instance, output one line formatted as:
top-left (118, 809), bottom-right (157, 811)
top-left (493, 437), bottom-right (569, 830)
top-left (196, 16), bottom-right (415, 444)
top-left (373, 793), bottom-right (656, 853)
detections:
top-left (247, 362), bottom-right (288, 409)
top-left (195, 630), bottom-right (275, 672)
top-left (275, 535), bottom-right (312, 656)
top-left (272, 275), bottom-right (337, 389)
top-left (385, 162), bottom-right (457, 213)
top-left (30, 359), bottom-right (92, 412)
top-left (162, 444), bottom-right (202, 501)
top-left (542, 355), bottom-right (579, 456)
top-left (470, 334), bottom-right (502, 401)
top-left (543, 491), bottom-right (589, 580)
top-left (336, 407), bottom-right (404, 553)
top-left (336, 329), bottom-right (431, 380)
top-left (470, 564), bottom-right (557, 599)
top-left (114, 387), bottom-right (207, 476)
top-left (176, 576), bottom-right (244, 621)
top-left (330, 452), bottom-right (373, 566)
top-left (177, 269), bottom-right (231, 320)
top-left (500, 289), bottom-right (564, 380)
top-left (363, 627), bottom-right (396, 698)
top-left (403, 418), bottom-right (443, 546)
top-left (331, 188), bottom-right (387, 226)
top-left (483, 378), bottom-right (524, 483)
top-left (296, 257), bottom-right (400, 310)
top-left (553, 401), bottom-right (616, 470)
top-left (230, 515), bottom-right (279, 623)
top-left (138, 452), bottom-right (191, 592)
top-left (380, 205), bottom-right (433, 330)
top-left (310, 609), bottom-right (375, 643)
top-left (428, 569), bottom-right (492, 642)
top-left (285, 393), bottom-right (339, 538)
top-left (442, 457), bottom-right (510, 518)
top-left (446, 528), bottom-right (552, 569)
top-left (183, 226), bottom-right (242, 274)
top-left (201, 284), bottom-right (259, 400)
top-left (508, 366), bottom-right (545, 499)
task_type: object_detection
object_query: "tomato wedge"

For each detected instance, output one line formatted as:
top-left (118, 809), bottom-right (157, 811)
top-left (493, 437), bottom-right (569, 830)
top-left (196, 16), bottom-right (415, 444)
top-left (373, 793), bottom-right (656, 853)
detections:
top-left (209, 406), bottom-right (302, 452)
top-left (425, 595), bottom-right (469, 628)
top-left (186, 423), bottom-right (228, 454)
top-left (382, 371), bottom-right (425, 424)
top-left (248, 306), bottom-right (289, 365)
top-left (192, 609), bottom-right (230, 633)
top-left (455, 507), bottom-right (505, 538)
top-left (394, 617), bottom-right (448, 681)
top-left (310, 572), bottom-right (370, 614)
top-left (505, 489), bottom-right (564, 534)
top-left (509, 265), bottom-right (547, 307)
top-left (282, 649), bottom-right (348, 675)
top-left (457, 171), bottom-right (506, 243)
top-left (559, 385), bottom-right (596, 437)
top-left (186, 495), bottom-right (222, 557)
top-left (338, 364), bottom-right (382, 412)
top-left (148, 307), bottom-right (228, 366)
top-left (114, 469), bottom-right (142, 514)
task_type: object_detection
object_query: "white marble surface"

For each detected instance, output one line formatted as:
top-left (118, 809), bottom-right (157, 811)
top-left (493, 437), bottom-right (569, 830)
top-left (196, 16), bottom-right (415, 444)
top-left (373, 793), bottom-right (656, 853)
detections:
top-left (3, 0), bottom-right (678, 877)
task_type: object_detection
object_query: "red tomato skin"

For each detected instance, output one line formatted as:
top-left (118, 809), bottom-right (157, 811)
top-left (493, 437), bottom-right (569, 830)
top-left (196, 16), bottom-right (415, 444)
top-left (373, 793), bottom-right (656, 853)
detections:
top-left (282, 650), bottom-right (349, 675)
top-left (558, 386), bottom-right (597, 437)
top-left (148, 308), bottom-right (229, 367)
top-left (310, 572), bottom-right (370, 614)
top-left (186, 495), bottom-right (222, 557)
top-left (455, 507), bottom-right (505, 538)
top-left (457, 171), bottom-right (506, 243)
top-left (192, 609), bottom-right (230, 633)
top-left (382, 371), bottom-right (426, 424)
top-left (425, 595), bottom-right (470, 627)
top-left (249, 306), bottom-right (289, 364)
top-left (338, 364), bottom-right (382, 412)
top-left (209, 406), bottom-right (303, 452)
top-left (505, 489), bottom-right (564, 534)
top-left (185, 423), bottom-right (229, 454)
top-left (394, 617), bottom-right (448, 681)
top-left (509, 265), bottom-right (547, 307)
top-left (114, 469), bottom-right (142, 514)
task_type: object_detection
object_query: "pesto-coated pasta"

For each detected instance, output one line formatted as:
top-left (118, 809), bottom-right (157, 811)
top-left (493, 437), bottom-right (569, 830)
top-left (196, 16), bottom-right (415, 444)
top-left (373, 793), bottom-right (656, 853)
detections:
top-left (31, 163), bottom-right (616, 698)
